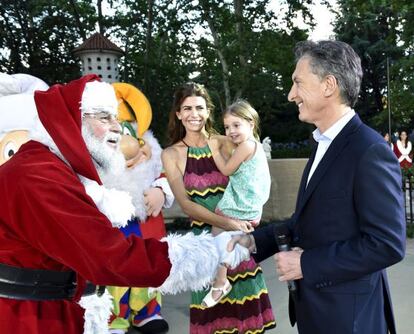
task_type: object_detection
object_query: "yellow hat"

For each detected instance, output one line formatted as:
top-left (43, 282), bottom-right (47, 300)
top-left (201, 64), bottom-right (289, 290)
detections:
top-left (112, 82), bottom-right (152, 137)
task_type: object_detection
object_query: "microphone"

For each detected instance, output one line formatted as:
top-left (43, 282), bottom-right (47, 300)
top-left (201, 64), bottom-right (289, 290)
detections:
top-left (274, 223), bottom-right (297, 296)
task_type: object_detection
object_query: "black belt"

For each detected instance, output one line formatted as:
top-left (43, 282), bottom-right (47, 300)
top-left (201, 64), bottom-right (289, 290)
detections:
top-left (0, 262), bottom-right (103, 301)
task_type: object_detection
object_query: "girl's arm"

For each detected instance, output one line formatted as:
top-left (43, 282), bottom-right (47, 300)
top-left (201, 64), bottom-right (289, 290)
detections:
top-left (208, 136), bottom-right (255, 176)
top-left (161, 146), bottom-right (252, 232)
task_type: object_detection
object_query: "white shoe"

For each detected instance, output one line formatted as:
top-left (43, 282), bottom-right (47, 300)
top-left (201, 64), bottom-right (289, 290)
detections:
top-left (201, 279), bottom-right (232, 308)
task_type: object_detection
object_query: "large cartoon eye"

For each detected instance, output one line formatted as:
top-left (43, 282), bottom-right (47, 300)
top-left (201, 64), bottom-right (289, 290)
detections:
top-left (3, 141), bottom-right (17, 161)
top-left (121, 121), bottom-right (137, 139)
top-left (122, 126), bottom-right (133, 136)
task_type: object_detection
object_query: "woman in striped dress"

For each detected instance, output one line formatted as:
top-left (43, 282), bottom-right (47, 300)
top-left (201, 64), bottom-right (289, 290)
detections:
top-left (162, 82), bottom-right (276, 333)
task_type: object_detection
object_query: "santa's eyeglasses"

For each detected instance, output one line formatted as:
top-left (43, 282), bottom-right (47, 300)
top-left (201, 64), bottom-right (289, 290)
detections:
top-left (82, 112), bottom-right (118, 124)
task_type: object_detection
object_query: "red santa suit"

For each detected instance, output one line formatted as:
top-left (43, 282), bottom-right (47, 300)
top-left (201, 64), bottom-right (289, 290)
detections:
top-left (393, 139), bottom-right (412, 168)
top-left (0, 75), bottom-right (248, 334)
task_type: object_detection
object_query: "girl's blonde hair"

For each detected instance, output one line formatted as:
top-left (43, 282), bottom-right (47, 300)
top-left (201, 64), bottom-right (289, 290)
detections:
top-left (224, 99), bottom-right (260, 141)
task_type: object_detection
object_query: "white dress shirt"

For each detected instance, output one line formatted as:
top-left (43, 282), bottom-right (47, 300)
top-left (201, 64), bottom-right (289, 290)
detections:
top-left (307, 109), bottom-right (356, 186)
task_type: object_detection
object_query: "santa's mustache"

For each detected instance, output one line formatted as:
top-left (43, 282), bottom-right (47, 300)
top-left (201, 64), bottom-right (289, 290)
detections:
top-left (105, 133), bottom-right (121, 145)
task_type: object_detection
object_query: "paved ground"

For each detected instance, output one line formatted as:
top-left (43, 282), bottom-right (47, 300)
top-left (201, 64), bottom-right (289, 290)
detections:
top-left (161, 238), bottom-right (414, 334)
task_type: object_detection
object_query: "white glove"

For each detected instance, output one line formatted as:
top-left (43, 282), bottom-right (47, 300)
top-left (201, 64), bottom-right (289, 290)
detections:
top-left (214, 231), bottom-right (250, 269)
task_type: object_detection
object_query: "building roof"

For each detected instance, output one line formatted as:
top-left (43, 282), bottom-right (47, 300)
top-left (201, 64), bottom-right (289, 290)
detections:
top-left (72, 32), bottom-right (124, 56)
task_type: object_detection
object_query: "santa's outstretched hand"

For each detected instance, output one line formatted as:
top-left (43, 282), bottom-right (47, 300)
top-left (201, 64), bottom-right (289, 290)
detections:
top-left (153, 231), bottom-right (249, 295)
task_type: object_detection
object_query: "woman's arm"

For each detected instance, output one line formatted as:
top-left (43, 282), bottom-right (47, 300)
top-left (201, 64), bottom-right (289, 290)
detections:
top-left (161, 146), bottom-right (252, 232)
top-left (208, 136), bottom-right (255, 176)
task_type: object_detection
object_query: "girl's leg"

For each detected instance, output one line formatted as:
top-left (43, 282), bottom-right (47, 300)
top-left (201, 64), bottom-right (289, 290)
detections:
top-left (202, 226), bottom-right (232, 307)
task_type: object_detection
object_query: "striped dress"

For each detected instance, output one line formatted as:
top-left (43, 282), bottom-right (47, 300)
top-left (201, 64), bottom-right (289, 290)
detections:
top-left (183, 144), bottom-right (276, 334)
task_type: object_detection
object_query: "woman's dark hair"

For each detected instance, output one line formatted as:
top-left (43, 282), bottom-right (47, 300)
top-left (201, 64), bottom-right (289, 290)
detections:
top-left (167, 82), bottom-right (217, 145)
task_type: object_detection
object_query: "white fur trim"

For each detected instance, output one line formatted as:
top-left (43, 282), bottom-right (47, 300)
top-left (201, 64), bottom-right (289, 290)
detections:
top-left (81, 81), bottom-right (118, 116)
top-left (80, 176), bottom-right (135, 228)
top-left (153, 231), bottom-right (219, 295)
top-left (153, 231), bottom-right (251, 295)
top-left (79, 290), bottom-right (113, 334)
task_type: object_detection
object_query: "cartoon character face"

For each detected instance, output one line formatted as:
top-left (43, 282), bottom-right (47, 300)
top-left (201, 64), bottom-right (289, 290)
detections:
top-left (0, 130), bottom-right (30, 165)
top-left (120, 121), bottom-right (151, 168)
top-left (112, 83), bottom-right (153, 169)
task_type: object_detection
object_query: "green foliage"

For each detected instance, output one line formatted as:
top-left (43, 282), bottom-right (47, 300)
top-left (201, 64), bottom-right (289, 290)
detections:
top-left (2, 0), bottom-right (412, 146)
top-left (333, 0), bottom-right (414, 133)
top-left (0, 0), bottom-right (97, 83)
top-left (407, 223), bottom-right (414, 238)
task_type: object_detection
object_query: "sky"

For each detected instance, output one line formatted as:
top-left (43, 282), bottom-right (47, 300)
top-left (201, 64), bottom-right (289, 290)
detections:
top-left (307, 1), bottom-right (337, 40)
top-left (268, 0), bottom-right (337, 41)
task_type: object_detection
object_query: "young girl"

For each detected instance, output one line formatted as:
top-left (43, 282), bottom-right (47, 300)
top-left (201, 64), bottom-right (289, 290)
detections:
top-left (203, 99), bottom-right (271, 307)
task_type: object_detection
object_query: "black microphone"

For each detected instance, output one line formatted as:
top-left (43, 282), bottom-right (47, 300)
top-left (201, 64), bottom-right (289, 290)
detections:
top-left (274, 223), bottom-right (297, 296)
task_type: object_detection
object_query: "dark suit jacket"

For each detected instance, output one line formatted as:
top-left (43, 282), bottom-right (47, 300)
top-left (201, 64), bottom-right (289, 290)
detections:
top-left (253, 114), bottom-right (405, 334)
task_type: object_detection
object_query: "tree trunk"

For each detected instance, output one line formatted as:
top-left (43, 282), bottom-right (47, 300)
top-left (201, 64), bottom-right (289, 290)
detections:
top-left (97, 0), bottom-right (104, 35)
top-left (234, 0), bottom-right (246, 100)
top-left (200, 1), bottom-right (231, 107)
top-left (144, 0), bottom-right (154, 92)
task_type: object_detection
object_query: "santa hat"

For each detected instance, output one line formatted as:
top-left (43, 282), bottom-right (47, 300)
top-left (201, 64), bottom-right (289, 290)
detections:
top-left (34, 74), bottom-right (106, 184)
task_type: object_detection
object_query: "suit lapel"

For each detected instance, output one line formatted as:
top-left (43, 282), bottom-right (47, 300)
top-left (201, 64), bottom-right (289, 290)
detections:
top-left (295, 143), bottom-right (317, 211)
top-left (296, 114), bottom-right (362, 215)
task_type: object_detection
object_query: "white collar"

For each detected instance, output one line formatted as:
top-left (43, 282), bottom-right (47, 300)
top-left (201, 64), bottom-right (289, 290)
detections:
top-left (313, 109), bottom-right (356, 143)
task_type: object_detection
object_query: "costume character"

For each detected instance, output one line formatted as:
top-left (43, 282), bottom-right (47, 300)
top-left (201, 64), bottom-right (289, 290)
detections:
top-left (104, 82), bottom-right (173, 334)
top-left (0, 73), bottom-right (48, 165)
top-left (0, 74), bottom-right (249, 334)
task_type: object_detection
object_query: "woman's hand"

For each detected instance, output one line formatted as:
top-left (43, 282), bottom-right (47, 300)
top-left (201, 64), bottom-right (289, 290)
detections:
top-left (226, 218), bottom-right (254, 233)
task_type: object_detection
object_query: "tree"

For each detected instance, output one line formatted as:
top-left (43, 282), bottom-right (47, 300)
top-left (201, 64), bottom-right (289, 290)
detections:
top-left (332, 0), bottom-right (414, 132)
top-left (0, 0), bottom-right (97, 84)
top-left (192, 0), bottom-right (314, 141)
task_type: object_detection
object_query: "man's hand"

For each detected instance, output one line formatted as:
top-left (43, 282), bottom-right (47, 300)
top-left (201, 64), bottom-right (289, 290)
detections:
top-left (227, 233), bottom-right (256, 254)
top-left (274, 249), bottom-right (303, 281)
top-left (144, 187), bottom-right (165, 217)
top-left (214, 232), bottom-right (250, 269)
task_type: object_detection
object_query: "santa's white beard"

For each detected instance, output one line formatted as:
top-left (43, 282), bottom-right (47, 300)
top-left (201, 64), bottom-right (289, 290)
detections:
top-left (99, 131), bottom-right (163, 221)
top-left (81, 124), bottom-right (125, 177)
top-left (100, 159), bottom-right (152, 221)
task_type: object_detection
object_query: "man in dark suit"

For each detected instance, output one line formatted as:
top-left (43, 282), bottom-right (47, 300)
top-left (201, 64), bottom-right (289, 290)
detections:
top-left (229, 40), bottom-right (406, 334)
